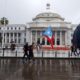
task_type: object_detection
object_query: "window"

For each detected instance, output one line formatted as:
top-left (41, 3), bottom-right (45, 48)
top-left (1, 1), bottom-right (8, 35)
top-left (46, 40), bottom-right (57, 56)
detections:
top-left (47, 40), bottom-right (50, 45)
top-left (7, 27), bottom-right (9, 30)
top-left (37, 31), bottom-right (41, 39)
top-left (24, 33), bottom-right (26, 36)
top-left (19, 27), bottom-right (20, 30)
top-left (15, 39), bottom-right (17, 43)
top-left (71, 33), bottom-right (73, 37)
top-left (0, 33), bottom-right (1, 36)
top-left (7, 33), bottom-right (9, 37)
top-left (32, 30), bottom-right (36, 35)
top-left (18, 33), bottom-right (21, 37)
top-left (32, 30), bottom-right (36, 42)
top-left (53, 31), bottom-right (55, 36)
top-left (24, 38), bottom-right (26, 43)
top-left (57, 31), bottom-right (60, 36)
top-left (7, 39), bottom-right (9, 43)
top-left (11, 27), bottom-right (13, 30)
top-left (37, 31), bottom-right (40, 36)
top-left (62, 31), bottom-right (65, 45)
top-left (18, 39), bottom-right (21, 43)
top-left (11, 39), bottom-right (13, 43)
top-left (42, 38), bottom-right (45, 45)
top-left (25, 27), bottom-right (26, 30)
top-left (11, 33), bottom-right (13, 37)
top-left (15, 27), bottom-right (16, 30)
top-left (47, 13), bottom-right (49, 16)
top-left (14, 33), bottom-right (17, 37)
top-left (57, 38), bottom-right (60, 45)
top-left (37, 38), bottom-right (40, 44)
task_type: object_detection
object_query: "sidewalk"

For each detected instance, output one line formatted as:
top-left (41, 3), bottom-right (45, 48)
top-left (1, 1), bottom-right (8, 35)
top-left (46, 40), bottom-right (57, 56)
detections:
top-left (0, 58), bottom-right (80, 80)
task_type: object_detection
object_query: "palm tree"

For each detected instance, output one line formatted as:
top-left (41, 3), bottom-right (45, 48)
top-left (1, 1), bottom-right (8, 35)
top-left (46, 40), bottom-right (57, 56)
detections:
top-left (0, 17), bottom-right (9, 25)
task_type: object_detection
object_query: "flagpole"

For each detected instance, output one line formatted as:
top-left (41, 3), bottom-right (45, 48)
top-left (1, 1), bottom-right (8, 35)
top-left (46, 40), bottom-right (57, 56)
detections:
top-left (2, 0), bottom-right (6, 48)
top-left (2, 18), bottom-right (5, 48)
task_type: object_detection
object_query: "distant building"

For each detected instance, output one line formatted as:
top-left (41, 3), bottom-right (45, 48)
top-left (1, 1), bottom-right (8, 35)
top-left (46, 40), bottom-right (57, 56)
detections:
top-left (0, 4), bottom-right (77, 50)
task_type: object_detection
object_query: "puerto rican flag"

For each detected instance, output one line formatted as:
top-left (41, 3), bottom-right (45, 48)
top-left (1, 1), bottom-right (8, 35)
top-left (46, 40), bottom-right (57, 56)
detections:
top-left (43, 26), bottom-right (54, 48)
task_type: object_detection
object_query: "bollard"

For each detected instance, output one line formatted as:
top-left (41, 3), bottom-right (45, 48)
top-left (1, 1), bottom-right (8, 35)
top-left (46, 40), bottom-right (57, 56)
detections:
top-left (15, 51), bottom-right (17, 57)
top-left (55, 51), bottom-right (57, 58)
top-left (42, 50), bottom-right (44, 64)
top-left (68, 51), bottom-right (70, 58)
top-left (42, 50), bottom-right (43, 58)
top-left (3, 48), bottom-right (4, 57)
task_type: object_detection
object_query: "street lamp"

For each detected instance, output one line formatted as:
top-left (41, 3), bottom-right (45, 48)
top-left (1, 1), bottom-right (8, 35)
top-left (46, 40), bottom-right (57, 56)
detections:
top-left (2, 17), bottom-right (6, 48)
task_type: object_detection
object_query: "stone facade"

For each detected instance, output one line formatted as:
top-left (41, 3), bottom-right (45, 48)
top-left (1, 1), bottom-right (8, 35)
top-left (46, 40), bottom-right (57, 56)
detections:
top-left (0, 12), bottom-right (76, 49)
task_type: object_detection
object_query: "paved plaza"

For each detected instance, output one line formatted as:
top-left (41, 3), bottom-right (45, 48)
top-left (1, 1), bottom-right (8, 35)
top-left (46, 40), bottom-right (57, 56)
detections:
top-left (0, 58), bottom-right (80, 80)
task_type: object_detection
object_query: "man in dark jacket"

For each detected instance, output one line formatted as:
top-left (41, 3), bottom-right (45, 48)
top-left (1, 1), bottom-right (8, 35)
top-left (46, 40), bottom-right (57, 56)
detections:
top-left (22, 42), bottom-right (29, 62)
top-left (28, 43), bottom-right (34, 61)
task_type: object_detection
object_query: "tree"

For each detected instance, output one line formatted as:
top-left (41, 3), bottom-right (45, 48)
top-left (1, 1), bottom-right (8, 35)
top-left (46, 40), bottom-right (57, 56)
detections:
top-left (0, 17), bottom-right (9, 25)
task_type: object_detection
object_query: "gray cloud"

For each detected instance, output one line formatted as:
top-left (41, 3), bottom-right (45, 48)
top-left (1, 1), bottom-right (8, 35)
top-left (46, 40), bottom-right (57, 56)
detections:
top-left (0, 0), bottom-right (80, 24)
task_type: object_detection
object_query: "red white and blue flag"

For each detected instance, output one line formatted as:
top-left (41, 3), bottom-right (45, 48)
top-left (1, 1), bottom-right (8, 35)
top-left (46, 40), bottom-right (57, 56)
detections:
top-left (43, 26), bottom-right (54, 48)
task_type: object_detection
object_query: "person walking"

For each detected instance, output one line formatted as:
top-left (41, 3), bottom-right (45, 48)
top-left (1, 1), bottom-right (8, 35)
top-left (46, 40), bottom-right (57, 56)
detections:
top-left (22, 42), bottom-right (29, 63)
top-left (28, 43), bottom-right (34, 62)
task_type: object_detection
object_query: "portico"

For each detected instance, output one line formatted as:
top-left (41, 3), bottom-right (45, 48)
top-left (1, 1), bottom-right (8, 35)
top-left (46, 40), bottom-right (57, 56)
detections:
top-left (28, 12), bottom-right (72, 48)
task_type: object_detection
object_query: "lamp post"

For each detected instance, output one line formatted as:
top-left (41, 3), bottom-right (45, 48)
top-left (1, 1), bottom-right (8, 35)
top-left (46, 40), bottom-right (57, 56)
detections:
top-left (1, 17), bottom-right (6, 57)
top-left (2, 17), bottom-right (5, 48)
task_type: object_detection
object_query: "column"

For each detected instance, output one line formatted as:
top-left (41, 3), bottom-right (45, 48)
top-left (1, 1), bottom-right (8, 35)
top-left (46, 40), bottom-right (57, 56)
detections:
top-left (13, 33), bottom-right (14, 42)
top-left (55, 31), bottom-right (57, 46)
top-left (26, 29), bottom-right (27, 42)
top-left (28, 29), bottom-right (31, 44)
top-left (60, 31), bottom-right (62, 45)
top-left (4, 33), bottom-right (6, 44)
top-left (65, 31), bottom-right (67, 45)
top-left (36, 30), bottom-right (37, 43)
top-left (22, 32), bottom-right (24, 44)
top-left (20, 32), bottom-right (22, 44)
top-left (45, 38), bottom-right (47, 45)
top-left (4, 33), bottom-right (7, 44)
top-left (31, 31), bottom-right (32, 44)
top-left (9, 33), bottom-right (10, 43)
top-left (17, 33), bottom-right (18, 44)
top-left (27, 29), bottom-right (30, 43)
top-left (40, 31), bottom-right (42, 44)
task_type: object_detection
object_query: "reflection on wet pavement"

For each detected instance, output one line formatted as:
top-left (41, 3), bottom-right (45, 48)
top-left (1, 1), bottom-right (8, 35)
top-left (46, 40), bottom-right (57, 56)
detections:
top-left (0, 58), bottom-right (80, 80)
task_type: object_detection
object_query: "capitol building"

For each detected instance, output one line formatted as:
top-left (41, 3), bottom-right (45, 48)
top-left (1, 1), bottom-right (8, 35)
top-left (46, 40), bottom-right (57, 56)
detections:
top-left (0, 4), bottom-right (76, 50)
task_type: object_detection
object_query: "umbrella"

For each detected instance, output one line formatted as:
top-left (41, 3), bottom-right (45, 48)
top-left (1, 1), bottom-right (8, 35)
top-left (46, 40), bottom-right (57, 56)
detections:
top-left (72, 24), bottom-right (80, 48)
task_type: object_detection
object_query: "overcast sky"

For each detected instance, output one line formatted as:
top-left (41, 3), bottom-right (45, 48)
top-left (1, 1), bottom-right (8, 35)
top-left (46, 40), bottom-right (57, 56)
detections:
top-left (0, 0), bottom-right (80, 24)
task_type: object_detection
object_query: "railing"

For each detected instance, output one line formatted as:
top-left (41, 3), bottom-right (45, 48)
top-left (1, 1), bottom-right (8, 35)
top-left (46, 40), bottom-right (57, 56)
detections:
top-left (29, 22), bottom-right (70, 28)
top-left (0, 47), bottom-right (80, 58)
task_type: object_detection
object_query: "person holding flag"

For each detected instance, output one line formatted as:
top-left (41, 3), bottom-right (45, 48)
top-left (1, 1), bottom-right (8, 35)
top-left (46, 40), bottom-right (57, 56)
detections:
top-left (43, 25), bottom-right (54, 48)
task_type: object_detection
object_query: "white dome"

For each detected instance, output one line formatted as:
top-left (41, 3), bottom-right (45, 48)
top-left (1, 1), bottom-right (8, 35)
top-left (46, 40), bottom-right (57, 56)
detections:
top-left (33, 12), bottom-right (64, 21)
top-left (36, 12), bottom-right (61, 18)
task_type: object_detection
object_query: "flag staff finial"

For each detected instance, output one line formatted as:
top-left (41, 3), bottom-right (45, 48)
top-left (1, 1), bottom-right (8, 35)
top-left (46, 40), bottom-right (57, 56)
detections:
top-left (46, 3), bottom-right (50, 10)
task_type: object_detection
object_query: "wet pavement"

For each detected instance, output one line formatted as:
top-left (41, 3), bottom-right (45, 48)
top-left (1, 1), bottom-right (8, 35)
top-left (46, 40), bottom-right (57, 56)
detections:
top-left (0, 58), bottom-right (80, 80)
